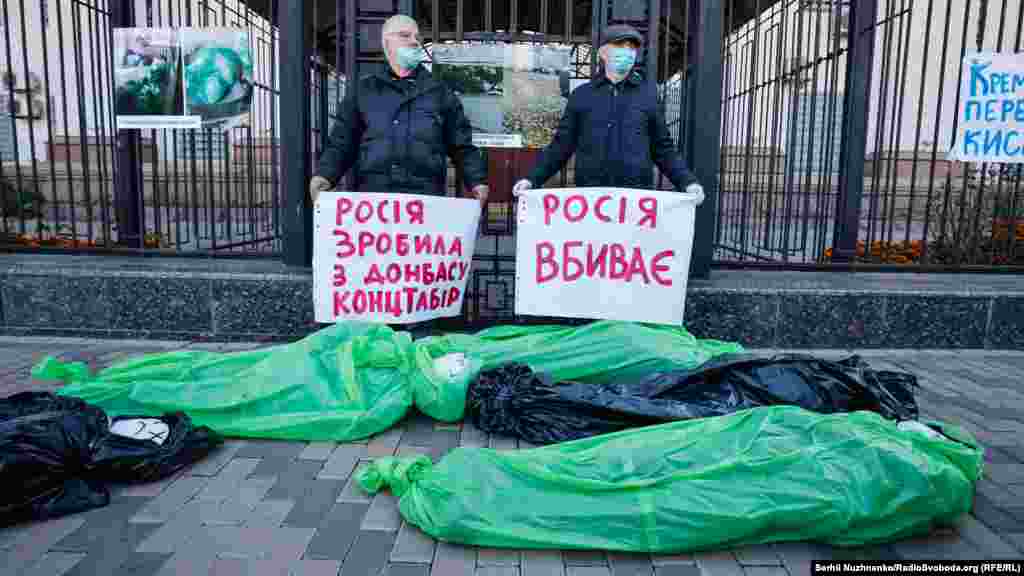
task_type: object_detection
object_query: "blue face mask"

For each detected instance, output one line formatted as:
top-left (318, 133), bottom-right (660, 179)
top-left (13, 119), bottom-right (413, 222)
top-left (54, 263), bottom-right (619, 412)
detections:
top-left (608, 47), bottom-right (637, 75)
top-left (396, 46), bottom-right (425, 71)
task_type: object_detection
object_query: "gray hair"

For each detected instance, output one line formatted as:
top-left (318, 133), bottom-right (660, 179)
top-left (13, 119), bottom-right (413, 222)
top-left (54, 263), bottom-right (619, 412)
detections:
top-left (382, 14), bottom-right (418, 41)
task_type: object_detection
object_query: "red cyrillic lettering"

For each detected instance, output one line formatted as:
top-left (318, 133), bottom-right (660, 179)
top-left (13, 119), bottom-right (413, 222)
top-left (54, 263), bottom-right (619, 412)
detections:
top-left (423, 263), bottom-right (435, 285)
top-left (386, 264), bottom-right (402, 284)
top-left (364, 264), bottom-right (386, 285)
top-left (368, 290), bottom-right (384, 312)
top-left (448, 286), bottom-right (461, 307)
top-left (536, 242), bottom-right (557, 283)
top-left (458, 262), bottom-right (468, 280)
top-left (352, 290), bottom-right (368, 314)
top-left (404, 264), bottom-right (421, 283)
top-left (609, 243), bottom-right (628, 279)
top-left (333, 291), bottom-right (350, 316)
top-left (358, 231), bottom-right (374, 256)
top-left (415, 235), bottom-right (433, 255)
top-left (396, 233), bottom-right (410, 256)
top-left (435, 261), bottom-right (450, 283)
top-left (408, 200), bottom-right (425, 224)
top-left (376, 232), bottom-right (393, 254)
top-left (618, 197), bottom-right (627, 224)
top-left (334, 229), bottom-right (354, 258)
top-left (449, 236), bottom-right (463, 257)
top-left (586, 244), bottom-right (608, 278)
top-left (377, 200), bottom-right (390, 224)
top-left (356, 200), bottom-right (374, 223)
top-left (543, 194), bottom-right (560, 225)
top-left (333, 264), bottom-right (347, 287)
top-left (404, 287), bottom-right (417, 312)
top-left (336, 197), bottom-right (353, 226)
top-left (416, 291), bottom-right (429, 311)
top-left (595, 195), bottom-right (612, 222)
top-left (564, 195), bottom-right (588, 223)
top-left (651, 250), bottom-right (674, 286)
top-left (626, 247), bottom-right (651, 284)
top-left (563, 241), bottom-right (584, 281)
top-left (385, 290), bottom-right (402, 318)
top-left (433, 235), bottom-right (446, 255)
top-left (637, 197), bottom-right (657, 229)
top-left (430, 288), bottom-right (441, 309)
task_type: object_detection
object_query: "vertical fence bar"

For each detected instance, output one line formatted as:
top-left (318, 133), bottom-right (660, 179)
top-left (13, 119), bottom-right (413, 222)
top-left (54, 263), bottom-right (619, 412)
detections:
top-left (280, 0), bottom-right (310, 266)
top-left (832, 0), bottom-right (877, 262)
top-left (112, 0), bottom-right (143, 248)
top-left (688, 0), bottom-right (723, 278)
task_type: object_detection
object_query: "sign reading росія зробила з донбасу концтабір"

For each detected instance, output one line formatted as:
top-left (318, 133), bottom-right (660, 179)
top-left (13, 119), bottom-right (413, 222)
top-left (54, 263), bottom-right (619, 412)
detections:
top-left (950, 52), bottom-right (1024, 163)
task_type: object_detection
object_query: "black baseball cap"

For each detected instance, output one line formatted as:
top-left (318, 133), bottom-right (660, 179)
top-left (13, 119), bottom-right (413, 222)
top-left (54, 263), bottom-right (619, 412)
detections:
top-left (601, 24), bottom-right (643, 47)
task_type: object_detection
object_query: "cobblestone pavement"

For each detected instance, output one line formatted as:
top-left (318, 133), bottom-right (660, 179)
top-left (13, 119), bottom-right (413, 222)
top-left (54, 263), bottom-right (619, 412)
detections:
top-left (1, 336), bottom-right (1022, 576)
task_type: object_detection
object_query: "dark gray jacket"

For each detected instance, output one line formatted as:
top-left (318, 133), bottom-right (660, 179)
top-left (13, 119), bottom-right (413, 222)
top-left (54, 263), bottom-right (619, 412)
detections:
top-left (316, 65), bottom-right (486, 195)
top-left (527, 69), bottom-right (697, 190)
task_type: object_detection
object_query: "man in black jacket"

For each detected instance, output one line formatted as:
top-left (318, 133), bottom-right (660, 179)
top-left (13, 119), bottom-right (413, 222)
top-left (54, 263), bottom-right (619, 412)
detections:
top-left (310, 15), bottom-right (488, 204)
top-left (512, 25), bottom-right (703, 204)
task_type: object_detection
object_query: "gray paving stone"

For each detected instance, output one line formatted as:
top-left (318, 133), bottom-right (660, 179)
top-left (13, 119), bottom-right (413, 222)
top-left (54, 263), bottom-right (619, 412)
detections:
top-left (654, 566), bottom-right (700, 576)
top-left (300, 442), bottom-right (338, 461)
top-left (20, 552), bottom-right (84, 576)
top-left (363, 490), bottom-right (403, 531)
top-left (193, 525), bottom-right (316, 560)
top-left (236, 440), bottom-right (307, 460)
top-left (512, 551), bottom-right (561, 576)
top-left (338, 462), bottom-right (374, 503)
top-left (732, 544), bottom-right (781, 566)
top-left (153, 549), bottom-right (216, 576)
top-left (399, 444), bottom-right (434, 458)
top-left (608, 552), bottom-right (654, 575)
top-left (264, 460), bottom-right (325, 500)
top-left (340, 529), bottom-right (398, 576)
top-left (369, 426), bottom-right (406, 457)
top-left (650, 555), bottom-right (695, 566)
top-left (391, 522), bottom-right (437, 564)
top-left (460, 422), bottom-right (489, 448)
top-left (566, 568), bottom-right (611, 576)
top-left (196, 457), bottom-right (263, 502)
top-left (387, 563), bottom-right (432, 576)
top-left (0, 515), bottom-right (85, 574)
top-left (889, 530), bottom-right (981, 561)
top-left (974, 493), bottom-right (1024, 532)
top-left (283, 479), bottom-right (345, 528)
top-left (237, 477), bottom-right (278, 507)
top-left (247, 500), bottom-right (296, 527)
top-left (135, 501), bottom-right (206, 554)
top-left (985, 463), bottom-right (1024, 485)
top-left (489, 434), bottom-right (518, 451)
top-left (112, 471), bottom-right (185, 498)
top-left (53, 497), bottom-right (152, 551)
top-left (432, 430), bottom-right (461, 462)
top-left (60, 521), bottom-right (161, 576)
top-left (212, 558), bottom-right (343, 576)
top-left (563, 550), bottom-right (607, 566)
top-left (692, 551), bottom-right (743, 576)
top-left (200, 499), bottom-right (253, 526)
top-left (403, 412), bottom-right (437, 447)
top-left (1005, 533), bottom-right (1024, 552)
top-left (431, 542), bottom-right (475, 576)
top-left (772, 542), bottom-right (824, 576)
top-left (131, 475), bottom-right (209, 524)
top-left (187, 440), bottom-right (244, 477)
top-left (319, 443), bottom-right (368, 480)
top-left (304, 502), bottom-right (370, 561)
top-left (478, 548), bottom-right (521, 566)
top-left (977, 478), bottom-right (1024, 508)
top-left (957, 515), bottom-right (1023, 558)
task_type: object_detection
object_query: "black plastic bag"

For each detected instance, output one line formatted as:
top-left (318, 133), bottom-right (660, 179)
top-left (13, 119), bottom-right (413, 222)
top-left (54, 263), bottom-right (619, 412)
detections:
top-left (0, 392), bottom-right (110, 525)
top-left (90, 412), bottom-right (224, 483)
top-left (467, 354), bottom-right (919, 445)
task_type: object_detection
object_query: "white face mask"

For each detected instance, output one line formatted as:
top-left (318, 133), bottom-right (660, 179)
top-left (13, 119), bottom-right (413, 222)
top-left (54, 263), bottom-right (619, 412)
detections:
top-left (110, 418), bottom-right (171, 445)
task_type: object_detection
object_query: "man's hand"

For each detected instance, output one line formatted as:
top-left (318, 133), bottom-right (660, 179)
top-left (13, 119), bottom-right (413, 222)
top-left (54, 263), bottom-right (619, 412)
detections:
top-left (472, 184), bottom-right (489, 204)
top-left (685, 182), bottom-right (705, 206)
top-left (512, 179), bottom-right (532, 197)
top-left (309, 175), bottom-right (333, 204)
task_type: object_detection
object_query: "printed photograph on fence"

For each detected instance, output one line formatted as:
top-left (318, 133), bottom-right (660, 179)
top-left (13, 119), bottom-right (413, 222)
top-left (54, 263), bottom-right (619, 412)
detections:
top-left (113, 28), bottom-right (190, 129)
top-left (949, 51), bottom-right (1024, 163)
top-left (514, 188), bottom-right (698, 325)
top-left (430, 41), bottom-right (573, 149)
top-left (312, 192), bottom-right (482, 324)
top-left (179, 28), bottom-right (254, 131)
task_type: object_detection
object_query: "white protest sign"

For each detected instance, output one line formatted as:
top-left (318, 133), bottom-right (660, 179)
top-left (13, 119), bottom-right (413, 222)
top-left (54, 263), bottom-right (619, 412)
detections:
top-left (514, 187), bottom-right (697, 325)
top-left (313, 192), bottom-right (481, 324)
top-left (949, 52), bottom-right (1024, 162)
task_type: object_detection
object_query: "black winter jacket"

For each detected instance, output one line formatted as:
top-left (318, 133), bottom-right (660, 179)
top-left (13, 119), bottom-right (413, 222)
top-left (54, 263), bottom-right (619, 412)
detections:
top-left (527, 70), bottom-right (697, 191)
top-left (316, 65), bottom-right (486, 196)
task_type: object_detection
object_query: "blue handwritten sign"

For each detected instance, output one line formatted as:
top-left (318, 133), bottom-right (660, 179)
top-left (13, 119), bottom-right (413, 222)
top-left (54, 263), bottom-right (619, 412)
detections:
top-left (951, 52), bottom-right (1024, 162)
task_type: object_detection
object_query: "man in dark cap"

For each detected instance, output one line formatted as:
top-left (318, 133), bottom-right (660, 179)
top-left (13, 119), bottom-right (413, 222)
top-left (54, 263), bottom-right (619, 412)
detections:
top-left (512, 24), bottom-right (703, 203)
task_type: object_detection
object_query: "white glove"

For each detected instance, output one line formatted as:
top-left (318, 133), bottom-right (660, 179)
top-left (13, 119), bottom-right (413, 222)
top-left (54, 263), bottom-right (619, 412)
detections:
top-left (686, 183), bottom-right (705, 206)
top-left (512, 179), bottom-right (532, 197)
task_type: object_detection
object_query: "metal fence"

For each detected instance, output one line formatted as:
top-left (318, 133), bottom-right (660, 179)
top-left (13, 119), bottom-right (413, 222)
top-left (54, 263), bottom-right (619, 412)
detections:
top-left (0, 0), bottom-right (281, 255)
top-left (715, 0), bottom-right (1024, 270)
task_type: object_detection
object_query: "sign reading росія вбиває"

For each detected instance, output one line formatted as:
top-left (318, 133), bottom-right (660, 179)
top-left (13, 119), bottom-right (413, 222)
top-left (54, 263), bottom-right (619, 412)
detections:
top-left (312, 192), bottom-right (481, 324)
top-left (950, 52), bottom-right (1024, 162)
top-left (514, 188), bottom-right (698, 326)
